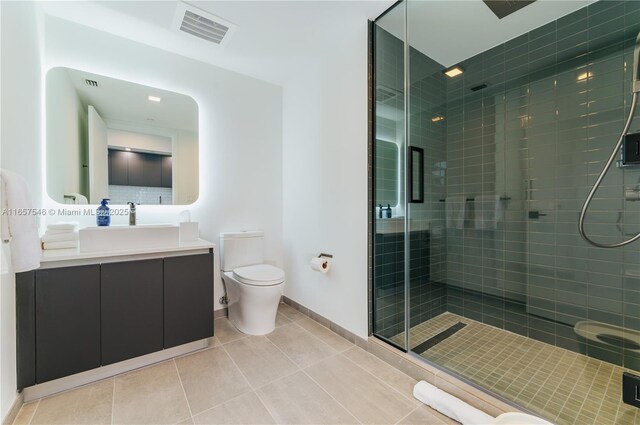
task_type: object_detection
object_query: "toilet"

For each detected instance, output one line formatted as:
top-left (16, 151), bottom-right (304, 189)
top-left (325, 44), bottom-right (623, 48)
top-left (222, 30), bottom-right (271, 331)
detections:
top-left (220, 231), bottom-right (285, 335)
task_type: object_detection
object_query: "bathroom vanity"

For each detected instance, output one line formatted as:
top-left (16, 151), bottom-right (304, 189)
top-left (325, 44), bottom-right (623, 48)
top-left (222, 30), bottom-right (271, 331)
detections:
top-left (15, 239), bottom-right (214, 399)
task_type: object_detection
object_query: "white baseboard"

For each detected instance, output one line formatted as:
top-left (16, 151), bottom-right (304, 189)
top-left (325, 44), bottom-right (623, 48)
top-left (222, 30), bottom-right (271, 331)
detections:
top-left (1, 392), bottom-right (24, 425)
top-left (23, 339), bottom-right (207, 402)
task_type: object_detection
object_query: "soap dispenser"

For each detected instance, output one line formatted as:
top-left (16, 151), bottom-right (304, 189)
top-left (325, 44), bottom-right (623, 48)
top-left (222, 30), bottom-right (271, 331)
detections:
top-left (96, 198), bottom-right (111, 226)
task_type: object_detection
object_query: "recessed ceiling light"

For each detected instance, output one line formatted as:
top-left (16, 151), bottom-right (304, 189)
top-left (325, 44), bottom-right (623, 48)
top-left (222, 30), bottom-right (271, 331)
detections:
top-left (148, 95), bottom-right (162, 102)
top-left (432, 116), bottom-right (445, 122)
top-left (577, 71), bottom-right (593, 82)
top-left (125, 147), bottom-right (131, 151)
top-left (443, 66), bottom-right (464, 78)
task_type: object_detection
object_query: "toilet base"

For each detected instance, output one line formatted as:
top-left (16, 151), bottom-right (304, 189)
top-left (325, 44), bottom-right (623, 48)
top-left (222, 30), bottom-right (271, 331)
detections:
top-left (224, 272), bottom-right (284, 336)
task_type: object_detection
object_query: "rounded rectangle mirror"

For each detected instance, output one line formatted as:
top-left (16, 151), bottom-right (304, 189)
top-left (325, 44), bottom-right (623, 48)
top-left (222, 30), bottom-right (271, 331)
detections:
top-left (46, 67), bottom-right (199, 205)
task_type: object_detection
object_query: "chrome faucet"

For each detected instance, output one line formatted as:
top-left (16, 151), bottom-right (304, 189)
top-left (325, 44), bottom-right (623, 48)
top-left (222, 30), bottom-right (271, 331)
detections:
top-left (128, 202), bottom-right (136, 226)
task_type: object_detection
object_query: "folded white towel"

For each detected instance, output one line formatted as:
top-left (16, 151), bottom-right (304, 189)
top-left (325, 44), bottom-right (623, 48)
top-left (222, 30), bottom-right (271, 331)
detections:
top-left (47, 222), bottom-right (78, 231)
top-left (42, 240), bottom-right (78, 250)
top-left (413, 381), bottom-right (495, 425)
top-left (474, 195), bottom-right (504, 230)
top-left (445, 196), bottom-right (467, 229)
top-left (41, 231), bottom-right (79, 244)
top-left (0, 169), bottom-right (41, 272)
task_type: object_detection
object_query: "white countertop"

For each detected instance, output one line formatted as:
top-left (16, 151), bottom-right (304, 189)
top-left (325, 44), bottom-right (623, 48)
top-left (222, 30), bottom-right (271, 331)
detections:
top-left (40, 238), bottom-right (215, 264)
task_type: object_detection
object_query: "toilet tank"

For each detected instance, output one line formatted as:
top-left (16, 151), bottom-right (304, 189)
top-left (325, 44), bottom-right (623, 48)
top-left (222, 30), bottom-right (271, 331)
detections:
top-left (220, 231), bottom-right (265, 271)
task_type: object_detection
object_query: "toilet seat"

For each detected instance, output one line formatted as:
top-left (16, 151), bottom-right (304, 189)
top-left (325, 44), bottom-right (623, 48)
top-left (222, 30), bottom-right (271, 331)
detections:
top-left (233, 264), bottom-right (285, 286)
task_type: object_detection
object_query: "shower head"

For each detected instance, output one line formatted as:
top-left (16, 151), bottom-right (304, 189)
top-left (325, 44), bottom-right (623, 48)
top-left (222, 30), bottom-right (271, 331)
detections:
top-left (634, 31), bottom-right (640, 93)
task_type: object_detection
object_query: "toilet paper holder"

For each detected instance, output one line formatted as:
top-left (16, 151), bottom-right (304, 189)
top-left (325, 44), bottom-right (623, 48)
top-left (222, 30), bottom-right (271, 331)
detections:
top-left (318, 253), bottom-right (333, 259)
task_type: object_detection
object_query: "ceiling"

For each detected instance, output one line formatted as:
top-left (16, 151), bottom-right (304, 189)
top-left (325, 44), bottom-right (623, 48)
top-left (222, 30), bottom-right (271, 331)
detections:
top-left (60, 67), bottom-right (199, 132)
top-left (41, 1), bottom-right (395, 86)
top-left (377, 0), bottom-right (594, 68)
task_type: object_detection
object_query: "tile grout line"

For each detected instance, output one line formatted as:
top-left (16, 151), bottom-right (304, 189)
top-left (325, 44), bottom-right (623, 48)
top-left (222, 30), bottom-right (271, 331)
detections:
top-left (110, 378), bottom-right (116, 425)
top-left (218, 341), bottom-right (280, 425)
top-left (172, 359), bottom-right (195, 423)
top-left (393, 405), bottom-right (421, 425)
top-left (262, 336), bottom-right (362, 425)
top-left (285, 320), bottom-right (345, 354)
top-left (22, 399), bottom-right (39, 425)
top-left (340, 347), bottom-right (421, 408)
top-left (294, 316), bottom-right (358, 354)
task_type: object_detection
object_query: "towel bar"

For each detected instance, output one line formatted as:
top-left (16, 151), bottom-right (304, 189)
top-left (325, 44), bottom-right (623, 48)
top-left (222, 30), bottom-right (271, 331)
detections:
top-left (438, 197), bottom-right (510, 202)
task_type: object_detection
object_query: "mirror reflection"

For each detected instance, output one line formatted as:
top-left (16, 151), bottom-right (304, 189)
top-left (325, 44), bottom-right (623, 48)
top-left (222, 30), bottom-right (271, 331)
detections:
top-left (375, 139), bottom-right (399, 207)
top-left (46, 67), bottom-right (199, 205)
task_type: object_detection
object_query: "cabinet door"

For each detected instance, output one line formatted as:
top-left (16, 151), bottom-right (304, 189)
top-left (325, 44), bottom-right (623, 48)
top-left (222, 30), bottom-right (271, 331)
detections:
top-left (16, 271), bottom-right (36, 389)
top-left (35, 265), bottom-right (101, 383)
top-left (142, 154), bottom-right (162, 187)
top-left (164, 252), bottom-right (214, 348)
top-left (108, 149), bottom-right (129, 185)
top-left (127, 151), bottom-right (145, 187)
top-left (161, 156), bottom-right (172, 188)
top-left (101, 259), bottom-right (163, 365)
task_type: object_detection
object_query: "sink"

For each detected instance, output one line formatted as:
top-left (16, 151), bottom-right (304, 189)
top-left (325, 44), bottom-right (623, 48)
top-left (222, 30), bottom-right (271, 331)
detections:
top-left (79, 225), bottom-right (180, 253)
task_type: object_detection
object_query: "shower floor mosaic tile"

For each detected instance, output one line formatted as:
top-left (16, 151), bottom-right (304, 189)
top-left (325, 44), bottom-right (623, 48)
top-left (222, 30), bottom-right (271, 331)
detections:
top-left (392, 312), bottom-right (639, 425)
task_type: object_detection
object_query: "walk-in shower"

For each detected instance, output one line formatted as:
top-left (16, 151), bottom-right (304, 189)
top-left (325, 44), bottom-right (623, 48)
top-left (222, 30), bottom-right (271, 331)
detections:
top-left (370, 1), bottom-right (640, 424)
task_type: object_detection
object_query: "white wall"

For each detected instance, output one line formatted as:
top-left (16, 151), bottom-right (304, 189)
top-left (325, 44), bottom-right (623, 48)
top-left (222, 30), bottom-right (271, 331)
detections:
top-left (175, 130), bottom-right (198, 205)
top-left (45, 67), bottom-right (86, 202)
top-left (107, 129), bottom-right (172, 154)
top-left (42, 15), bottom-right (283, 312)
top-left (0, 2), bottom-right (43, 420)
top-left (282, 19), bottom-right (370, 338)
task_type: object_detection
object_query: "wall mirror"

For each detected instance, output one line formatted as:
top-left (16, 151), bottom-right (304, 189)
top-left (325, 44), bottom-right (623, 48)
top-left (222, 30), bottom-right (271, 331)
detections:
top-left (46, 67), bottom-right (199, 205)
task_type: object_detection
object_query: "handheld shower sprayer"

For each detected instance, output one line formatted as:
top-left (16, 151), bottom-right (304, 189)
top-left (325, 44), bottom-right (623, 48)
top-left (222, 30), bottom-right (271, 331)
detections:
top-left (634, 31), bottom-right (640, 94)
top-left (579, 32), bottom-right (640, 248)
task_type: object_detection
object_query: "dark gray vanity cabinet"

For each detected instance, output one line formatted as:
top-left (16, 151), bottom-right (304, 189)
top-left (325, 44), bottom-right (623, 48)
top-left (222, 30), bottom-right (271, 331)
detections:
top-left (35, 265), bottom-right (101, 383)
top-left (101, 259), bottom-right (164, 365)
top-left (16, 249), bottom-right (214, 390)
top-left (164, 253), bottom-right (214, 348)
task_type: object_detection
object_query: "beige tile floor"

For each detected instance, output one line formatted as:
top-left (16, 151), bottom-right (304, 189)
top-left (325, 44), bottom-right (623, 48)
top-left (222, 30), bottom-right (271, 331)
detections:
top-left (393, 312), bottom-right (640, 425)
top-left (13, 304), bottom-right (456, 425)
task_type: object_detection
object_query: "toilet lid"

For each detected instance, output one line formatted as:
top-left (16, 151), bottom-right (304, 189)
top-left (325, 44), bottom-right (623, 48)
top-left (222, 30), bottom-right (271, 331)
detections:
top-left (233, 264), bottom-right (285, 286)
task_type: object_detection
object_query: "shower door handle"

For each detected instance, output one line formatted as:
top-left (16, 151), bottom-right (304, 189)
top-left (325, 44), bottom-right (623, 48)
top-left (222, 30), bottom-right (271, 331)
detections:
top-left (408, 146), bottom-right (424, 203)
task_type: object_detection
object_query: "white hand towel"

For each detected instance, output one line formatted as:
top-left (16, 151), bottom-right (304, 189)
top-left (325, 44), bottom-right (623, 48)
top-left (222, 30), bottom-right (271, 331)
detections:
top-left (41, 231), bottom-right (79, 244)
top-left (1, 176), bottom-right (9, 242)
top-left (445, 196), bottom-right (467, 229)
top-left (474, 195), bottom-right (504, 230)
top-left (413, 381), bottom-right (495, 425)
top-left (47, 222), bottom-right (78, 231)
top-left (43, 240), bottom-right (78, 250)
top-left (0, 169), bottom-right (41, 272)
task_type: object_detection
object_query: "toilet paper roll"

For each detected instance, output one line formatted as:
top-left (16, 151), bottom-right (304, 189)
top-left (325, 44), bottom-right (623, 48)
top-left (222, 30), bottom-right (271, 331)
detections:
top-left (310, 257), bottom-right (331, 273)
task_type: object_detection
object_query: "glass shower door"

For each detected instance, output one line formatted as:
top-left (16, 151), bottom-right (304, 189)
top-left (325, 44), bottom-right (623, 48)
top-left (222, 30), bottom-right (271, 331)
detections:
top-left (372, 1), bottom-right (408, 350)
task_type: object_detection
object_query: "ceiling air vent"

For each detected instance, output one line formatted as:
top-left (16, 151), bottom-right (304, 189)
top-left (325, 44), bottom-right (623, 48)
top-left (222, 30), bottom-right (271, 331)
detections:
top-left (85, 79), bottom-right (98, 87)
top-left (173, 2), bottom-right (237, 47)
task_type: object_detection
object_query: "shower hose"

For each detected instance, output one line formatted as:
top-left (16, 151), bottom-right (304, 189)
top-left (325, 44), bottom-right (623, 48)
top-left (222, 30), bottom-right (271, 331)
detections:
top-left (578, 92), bottom-right (639, 248)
